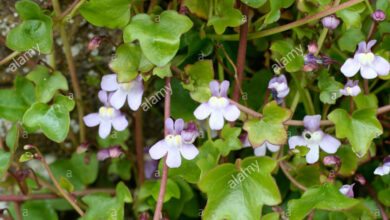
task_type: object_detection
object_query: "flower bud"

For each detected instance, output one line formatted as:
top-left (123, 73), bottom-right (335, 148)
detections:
top-left (323, 155), bottom-right (341, 166)
top-left (88, 36), bottom-right (102, 50)
top-left (302, 63), bottom-right (319, 72)
top-left (355, 174), bottom-right (366, 185)
top-left (321, 15), bottom-right (340, 29)
top-left (339, 183), bottom-right (355, 198)
top-left (371, 10), bottom-right (386, 21)
top-left (181, 121), bottom-right (199, 144)
top-left (76, 142), bottom-right (90, 154)
top-left (23, 145), bottom-right (34, 150)
top-left (97, 146), bottom-right (123, 161)
top-left (308, 41), bottom-right (318, 54)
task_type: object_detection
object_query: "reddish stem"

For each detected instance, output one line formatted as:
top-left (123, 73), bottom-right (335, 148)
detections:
top-left (365, 184), bottom-right (388, 220)
top-left (232, 4), bottom-right (248, 102)
top-left (153, 77), bottom-right (171, 220)
top-left (135, 109), bottom-right (145, 184)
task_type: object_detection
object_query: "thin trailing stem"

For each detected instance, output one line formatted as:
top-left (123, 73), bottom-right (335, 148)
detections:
top-left (52, 0), bottom-right (86, 143)
top-left (208, 0), bottom-right (364, 41)
top-left (232, 3), bottom-right (248, 103)
top-left (153, 77), bottom-right (171, 220)
top-left (29, 145), bottom-right (85, 216)
top-left (0, 51), bottom-right (21, 67)
top-left (134, 109), bottom-right (145, 184)
top-left (60, 0), bottom-right (88, 22)
top-left (278, 146), bottom-right (308, 191)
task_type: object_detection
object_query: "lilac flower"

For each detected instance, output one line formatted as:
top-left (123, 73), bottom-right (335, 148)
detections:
top-left (321, 15), bottom-right (340, 29)
top-left (144, 147), bottom-right (159, 179)
top-left (308, 41), bottom-right (318, 54)
top-left (97, 146), bottom-right (123, 161)
top-left (149, 118), bottom-right (199, 168)
top-left (180, 121), bottom-right (199, 144)
top-left (374, 156), bottom-right (390, 176)
top-left (83, 90), bottom-right (128, 138)
top-left (339, 183), bottom-right (355, 198)
top-left (339, 80), bottom-right (361, 97)
top-left (341, 40), bottom-right (390, 79)
top-left (371, 10), bottom-right (386, 21)
top-left (194, 80), bottom-right (240, 130)
top-left (88, 36), bottom-right (102, 50)
top-left (289, 115), bottom-right (341, 164)
top-left (268, 74), bottom-right (290, 102)
top-left (101, 74), bottom-right (144, 110)
top-left (241, 133), bottom-right (280, 156)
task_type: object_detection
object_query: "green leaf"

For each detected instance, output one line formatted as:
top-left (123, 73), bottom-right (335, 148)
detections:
top-left (336, 3), bottom-right (365, 29)
top-left (294, 165), bottom-right (321, 188)
top-left (79, 0), bottom-right (132, 29)
top-left (116, 181), bottom-right (132, 203)
top-left (70, 152), bottom-right (98, 185)
top-left (262, 212), bottom-right (280, 220)
top-left (163, 156), bottom-right (201, 183)
top-left (19, 152), bottom-right (34, 162)
top-left (0, 150), bottom-right (11, 176)
top-left (169, 78), bottom-right (198, 121)
top-left (214, 125), bottom-right (242, 156)
top-left (270, 41), bottom-right (304, 72)
top-left (6, 123), bottom-right (18, 151)
top-left (265, 0), bottom-right (295, 24)
top-left (0, 76), bottom-right (36, 122)
top-left (82, 193), bottom-right (124, 220)
top-left (6, 0), bottom-right (52, 53)
top-left (59, 177), bottom-right (74, 192)
top-left (27, 65), bottom-right (68, 103)
top-left (184, 0), bottom-right (210, 19)
top-left (15, 201), bottom-right (58, 220)
top-left (196, 140), bottom-right (220, 177)
top-left (109, 43), bottom-right (141, 83)
top-left (287, 183), bottom-right (361, 220)
top-left (182, 60), bottom-right (214, 102)
top-left (198, 157), bottom-right (281, 220)
top-left (241, 0), bottom-right (267, 8)
top-left (152, 64), bottom-right (172, 78)
top-left (335, 145), bottom-right (359, 176)
top-left (337, 28), bottom-right (365, 52)
top-left (292, 146), bottom-right (310, 157)
top-left (108, 158), bottom-right (132, 180)
top-left (97, 129), bottom-right (130, 149)
top-left (244, 101), bottom-right (292, 147)
top-left (353, 93), bottom-right (378, 109)
top-left (123, 10), bottom-right (193, 67)
top-left (207, 0), bottom-right (244, 34)
top-left (328, 108), bottom-right (383, 157)
top-left (23, 95), bottom-right (75, 142)
top-left (378, 188), bottom-right (390, 206)
top-left (318, 72), bottom-right (343, 104)
top-left (151, 179), bottom-right (181, 202)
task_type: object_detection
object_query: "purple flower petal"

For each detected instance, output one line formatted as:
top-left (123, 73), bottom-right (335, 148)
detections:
top-left (109, 146), bottom-right (123, 158)
top-left (356, 41), bottom-right (367, 53)
top-left (209, 80), bottom-right (219, 97)
top-left (219, 80), bottom-right (230, 97)
top-left (384, 156), bottom-right (390, 167)
top-left (112, 114), bottom-right (128, 131)
top-left (277, 87), bottom-right (290, 98)
top-left (180, 144), bottom-right (199, 160)
top-left (288, 136), bottom-right (306, 149)
top-left (174, 119), bottom-right (185, 134)
top-left (110, 89), bottom-right (127, 109)
top-left (101, 74), bottom-right (119, 91)
top-left (319, 134), bottom-right (340, 154)
top-left (266, 142), bottom-right (280, 152)
top-left (83, 113), bottom-right (101, 127)
top-left (194, 103), bottom-right (212, 120)
top-left (341, 58), bottom-right (361, 77)
top-left (339, 184), bottom-right (355, 198)
top-left (165, 118), bottom-right (174, 134)
top-left (303, 115), bottom-right (321, 132)
top-left (374, 166), bottom-right (390, 176)
top-left (127, 83), bottom-right (144, 111)
top-left (254, 144), bottom-right (266, 156)
top-left (306, 144), bottom-right (320, 164)
top-left (166, 148), bottom-right (181, 168)
top-left (366, 40), bottom-right (376, 52)
top-left (97, 148), bottom-right (110, 161)
top-left (98, 90), bottom-right (109, 106)
top-left (99, 120), bottom-right (112, 138)
top-left (222, 104), bottom-right (240, 122)
top-left (209, 110), bottom-right (224, 130)
top-left (360, 66), bottom-right (377, 79)
top-left (149, 140), bottom-right (168, 160)
top-left (372, 56), bottom-right (390, 76)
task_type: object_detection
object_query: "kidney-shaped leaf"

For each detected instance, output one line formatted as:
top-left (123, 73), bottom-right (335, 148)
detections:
top-left (123, 10), bottom-right (193, 67)
top-left (109, 43), bottom-right (142, 83)
top-left (207, 0), bottom-right (243, 34)
top-left (198, 157), bottom-right (281, 220)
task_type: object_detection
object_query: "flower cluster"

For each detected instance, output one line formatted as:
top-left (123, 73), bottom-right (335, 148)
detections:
top-left (83, 74), bottom-right (144, 138)
top-left (374, 156), bottom-right (390, 176)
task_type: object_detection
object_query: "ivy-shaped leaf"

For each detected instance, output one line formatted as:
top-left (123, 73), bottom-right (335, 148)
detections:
top-left (6, 0), bottom-right (53, 53)
top-left (287, 183), bottom-right (363, 220)
top-left (79, 0), bottom-right (132, 29)
top-left (214, 125), bottom-right (242, 156)
top-left (207, 0), bottom-right (244, 34)
top-left (241, 0), bottom-right (267, 8)
top-left (27, 65), bottom-right (68, 103)
top-left (108, 158), bottom-right (132, 180)
top-left (152, 64), bottom-right (172, 78)
top-left (244, 101), bottom-right (292, 147)
top-left (318, 72), bottom-right (343, 104)
top-left (182, 60), bottom-right (214, 103)
top-left (198, 157), bottom-right (281, 219)
top-left (22, 95), bottom-right (75, 142)
top-left (328, 108), bottom-right (383, 157)
top-left (265, 0), bottom-right (295, 24)
top-left (9, 201), bottom-right (58, 220)
top-left (337, 28), bottom-right (365, 52)
top-left (109, 43), bottom-right (141, 83)
top-left (336, 3), bottom-right (365, 29)
top-left (270, 40), bottom-right (304, 72)
top-left (139, 179), bottom-right (181, 203)
top-left (184, 0), bottom-right (210, 19)
top-left (354, 93), bottom-right (378, 109)
top-left (123, 10), bottom-right (193, 67)
top-left (0, 150), bottom-right (11, 179)
top-left (335, 145), bottom-right (359, 176)
top-left (0, 76), bottom-right (35, 122)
